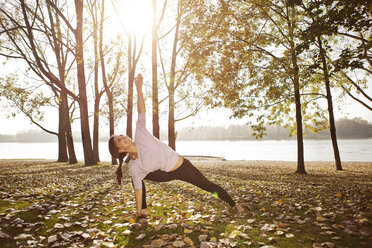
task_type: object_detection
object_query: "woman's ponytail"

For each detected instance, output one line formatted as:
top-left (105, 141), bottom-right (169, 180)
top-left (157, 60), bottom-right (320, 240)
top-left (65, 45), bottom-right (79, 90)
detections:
top-left (116, 152), bottom-right (126, 185)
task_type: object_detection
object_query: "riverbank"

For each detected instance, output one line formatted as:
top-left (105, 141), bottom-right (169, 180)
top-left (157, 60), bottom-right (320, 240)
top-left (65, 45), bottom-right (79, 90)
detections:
top-left (0, 160), bottom-right (371, 247)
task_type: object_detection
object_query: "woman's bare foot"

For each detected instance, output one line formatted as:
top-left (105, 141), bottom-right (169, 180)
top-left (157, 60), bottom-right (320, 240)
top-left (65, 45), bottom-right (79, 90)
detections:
top-left (234, 204), bottom-right (244, 213)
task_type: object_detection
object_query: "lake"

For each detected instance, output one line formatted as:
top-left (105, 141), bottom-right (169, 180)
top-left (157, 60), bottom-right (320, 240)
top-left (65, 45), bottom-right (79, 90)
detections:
top-left (0, 139), bottom-right (371, 162)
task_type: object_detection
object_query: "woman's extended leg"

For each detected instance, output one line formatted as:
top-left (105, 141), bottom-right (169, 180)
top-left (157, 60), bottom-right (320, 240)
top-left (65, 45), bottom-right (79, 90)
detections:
top-left (169, 159), bottom-right (236, 207)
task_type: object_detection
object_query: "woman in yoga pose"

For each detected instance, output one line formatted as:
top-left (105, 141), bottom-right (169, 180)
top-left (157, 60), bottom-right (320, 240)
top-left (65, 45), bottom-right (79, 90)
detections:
top-left (109, 73), bottom-right (243, 217)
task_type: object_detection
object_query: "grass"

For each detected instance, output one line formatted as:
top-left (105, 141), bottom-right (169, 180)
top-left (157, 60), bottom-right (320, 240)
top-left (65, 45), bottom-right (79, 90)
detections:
top-left (0, 159), bottom-right (371, 247)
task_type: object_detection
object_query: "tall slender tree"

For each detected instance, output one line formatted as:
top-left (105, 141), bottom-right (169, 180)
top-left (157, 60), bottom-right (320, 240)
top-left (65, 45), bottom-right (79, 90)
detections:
top-left (181, 0), bottom-right (321, 173)
top-left (151, 0), bottom-right (168, 138)
top-left (152, 0), bottom-right (160, 138)
top-left (46, 0), bottom-right (77, 164)
top-left (157, 0), bottom-right (205, 150)
top-left (72, 0), bottom-right (96, 165)
top-left (0, 0), bottom-right (78, 163)
top-left (317, 35), bottom-right (342, 170)
top-left (87, 0), bottom-right (106, 162)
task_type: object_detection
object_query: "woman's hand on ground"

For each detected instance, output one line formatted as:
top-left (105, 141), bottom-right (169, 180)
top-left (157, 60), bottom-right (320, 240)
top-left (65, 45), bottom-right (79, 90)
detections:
top-left (135, 209), bottom-right (148, 218)
top-left (140, 209), bottom-right (149, 216)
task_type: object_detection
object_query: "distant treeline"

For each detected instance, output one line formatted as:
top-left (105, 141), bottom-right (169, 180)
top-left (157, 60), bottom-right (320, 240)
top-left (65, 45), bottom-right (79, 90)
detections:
top-left (1, 117), bottom-right (371, 143)
top-left (176, 117), bottom-right (372, 140)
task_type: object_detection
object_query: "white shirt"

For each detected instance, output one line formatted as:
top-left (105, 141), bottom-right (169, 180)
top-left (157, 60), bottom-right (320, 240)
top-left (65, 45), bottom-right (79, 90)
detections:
top-left (129, 113), bottom-right (179, 189)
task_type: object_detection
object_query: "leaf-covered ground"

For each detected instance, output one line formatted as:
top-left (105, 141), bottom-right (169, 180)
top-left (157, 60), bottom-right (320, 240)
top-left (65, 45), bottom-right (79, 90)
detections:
top-left (0, 159), bottom-right (371, 248)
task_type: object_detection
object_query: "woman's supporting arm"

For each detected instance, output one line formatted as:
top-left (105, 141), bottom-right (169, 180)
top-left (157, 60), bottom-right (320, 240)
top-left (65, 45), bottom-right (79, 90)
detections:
top-left (134, 188), bottom-right (143, 217)
top-left (135, 74), bottom-right (146, 114)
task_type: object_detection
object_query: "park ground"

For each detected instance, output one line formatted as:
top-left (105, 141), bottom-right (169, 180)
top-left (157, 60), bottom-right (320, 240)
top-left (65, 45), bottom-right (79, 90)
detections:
top-left (0, 159), bottom-right (371, 248)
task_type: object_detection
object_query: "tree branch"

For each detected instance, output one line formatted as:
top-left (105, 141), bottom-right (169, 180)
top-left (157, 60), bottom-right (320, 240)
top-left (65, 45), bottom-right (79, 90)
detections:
top-left (45, 0), bottom-right (76, 33)
top-left (341, 71), bottom-right (372, 103)
top-left (341, 86), bottom-right (372, 111)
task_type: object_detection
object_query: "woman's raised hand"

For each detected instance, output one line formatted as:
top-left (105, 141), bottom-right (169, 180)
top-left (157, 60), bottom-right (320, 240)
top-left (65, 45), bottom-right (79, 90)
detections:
top-left (135, 73), bottom-right (143, 89)
top-left (135, 73), bottom-right (146, 113)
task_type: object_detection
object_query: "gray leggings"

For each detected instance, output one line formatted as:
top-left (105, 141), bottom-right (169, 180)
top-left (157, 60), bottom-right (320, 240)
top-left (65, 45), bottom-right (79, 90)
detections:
top-left (133, 158), bottom-right (236, 209)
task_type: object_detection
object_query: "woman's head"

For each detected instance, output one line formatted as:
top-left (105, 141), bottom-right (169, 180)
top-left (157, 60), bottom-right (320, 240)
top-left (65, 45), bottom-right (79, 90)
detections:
top-left (108, 135), bottom-right (128, 185)
top-left (109, 135), bottom-right (133, 156)
top-left (109, 136), bottom-right (120, 158)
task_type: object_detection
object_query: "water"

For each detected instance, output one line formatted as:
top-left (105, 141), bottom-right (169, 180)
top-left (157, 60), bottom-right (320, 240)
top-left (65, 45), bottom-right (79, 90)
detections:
top-left (0, 139), bottom-right (371, 162)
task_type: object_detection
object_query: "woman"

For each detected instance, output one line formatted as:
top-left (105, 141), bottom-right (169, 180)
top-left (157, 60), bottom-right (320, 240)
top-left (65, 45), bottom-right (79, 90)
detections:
top-left (109, 73), bottom-right (243, 217)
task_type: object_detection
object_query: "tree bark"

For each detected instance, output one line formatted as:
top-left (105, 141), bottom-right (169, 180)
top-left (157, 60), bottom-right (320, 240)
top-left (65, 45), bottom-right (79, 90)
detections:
top-left (127, 60), bottom-right (134, 138)
top-left (168, 3), bottom-right (181, 151)
top-left (285, 5), bottom-right (306, 174)
top-left (126, 34), bottom-right (136, 138)
top-left (92, 2), bottom-right (100, 163)
top-left (99, 0), bottom-right (117, 165)
top-left (289, 44), bottom-right (306, 174)
top-left (62, 92), bottom-right (77, 164)
top-left (318, 36), bottom-right (342, 170)
top-left (293, 64), bottom-right (306, 174)
top-left (152, 0), bottom-right (160, 138)
top-left (75, 0), bottom-right (95, 165)
top-left (57, 99), bottom-right (68, 162)
top-left (93, 97), bottom-right (100, 162)
top-left (48, 0), bottom-right (75, 163)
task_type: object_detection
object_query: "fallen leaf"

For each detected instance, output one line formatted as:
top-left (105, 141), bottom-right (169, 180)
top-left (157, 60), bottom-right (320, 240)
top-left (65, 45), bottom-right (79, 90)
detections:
top-left (135, 233), bottom-right (146, 240)
top-left (316, 216), bottom-right (327, 221)
top-left (172, 240), bottom-right (185, 247)
top-left (285, 233), bottom-right (294, 238)
top-left (14, 233), bottom-right (33, 240)
top-left (199, 234), bottom-right (208, 242)
top-left (150, 239), bottom-right (165, 247)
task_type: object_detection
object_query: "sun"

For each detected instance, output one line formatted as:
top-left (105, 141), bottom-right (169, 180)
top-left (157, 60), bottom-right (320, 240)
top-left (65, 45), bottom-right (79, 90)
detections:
top-left (111, 0), bottom-right (153, 37)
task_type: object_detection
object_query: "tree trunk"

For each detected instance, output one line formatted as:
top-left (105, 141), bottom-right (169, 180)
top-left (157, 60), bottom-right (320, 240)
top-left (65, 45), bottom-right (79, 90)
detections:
top-left (99, 0), bottom-right (117, 165)
top-left (57, 99), bottom-right (68, 162)
top-left (93, 97), bottom-right (100, 162)
top-left (152, 0), bottom-right (160, 138)
top-left (109, 96), bottom-right (117, 165)
top-left (126, 34), bottom-right (135, 138)
top-left (127, 68), bottom-right (135, 138)
top-left (168, 5), bottom-right (181, 151)
top-left (63, 92), bottom-right (77, 164)
top-left (46, 0), bottom-right (75, 163)
top-left (318, 36), bottom-right (342, 170)
top-left (291, 47), bottom-right (306, 174)
top-left (168, 90), bottom-right (176, 150)
top-left (293, 69), bottom-right (306, 174)
top-left (286, 5), bottom-right (306, 174)
top-left (92, 5), bottom-right (100, 163)
top-left (75, 0), bottom-right (95, 165)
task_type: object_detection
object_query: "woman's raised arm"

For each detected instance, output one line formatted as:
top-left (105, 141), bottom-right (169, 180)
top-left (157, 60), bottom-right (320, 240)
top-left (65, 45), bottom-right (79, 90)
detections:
top-left (135, 74), bottom-right (146, 114)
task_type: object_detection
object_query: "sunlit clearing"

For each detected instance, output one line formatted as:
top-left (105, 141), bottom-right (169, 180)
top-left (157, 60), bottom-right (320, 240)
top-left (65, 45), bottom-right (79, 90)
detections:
top-left (120, 0), bottom-right (152, 36)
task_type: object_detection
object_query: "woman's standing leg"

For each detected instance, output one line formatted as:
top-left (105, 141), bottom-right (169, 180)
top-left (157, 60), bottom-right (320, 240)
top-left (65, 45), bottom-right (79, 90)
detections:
top-left (169, 159), bottom-right (236, 207)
